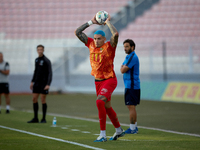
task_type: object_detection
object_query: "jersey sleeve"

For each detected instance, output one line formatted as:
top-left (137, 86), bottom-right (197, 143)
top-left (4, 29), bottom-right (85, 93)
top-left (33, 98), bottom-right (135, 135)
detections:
top-left (46, 58), bottom-right (52, 86)
top-left (126, 55), bottom-right (137, 69)
top-left (85, 37), bottom-right (93, 48)
top-left (107, 41), bottom-right (116, 51)
top-left (122, 60), bottom-right (126, 65)
top-left (5, 62), bottom-right (10, 70)
top-left (31, 59), bottom-right (37, 82)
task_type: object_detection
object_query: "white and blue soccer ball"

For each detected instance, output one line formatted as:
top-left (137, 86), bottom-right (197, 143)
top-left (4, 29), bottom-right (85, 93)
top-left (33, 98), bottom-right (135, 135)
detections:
top-left (95, 11), bottom-right (109, 24)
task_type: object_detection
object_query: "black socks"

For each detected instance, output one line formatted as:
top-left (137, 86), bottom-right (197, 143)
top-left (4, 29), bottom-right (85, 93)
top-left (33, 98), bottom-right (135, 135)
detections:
top-left (33, 102), bottom-right (38, 119)
top-left (42, 103), bottom-right (47, 120)
top-left (33, 102), bottom-right (47, 120)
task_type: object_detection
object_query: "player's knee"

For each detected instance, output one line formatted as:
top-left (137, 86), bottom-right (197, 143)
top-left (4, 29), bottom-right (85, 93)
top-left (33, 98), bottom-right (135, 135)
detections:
top-left (32, 97), bottom-right (38, 103)
top-left (41, 97), bottom-right (46, 103)
top-left (32, 99), bottom-right (37, 103)
top-left (96, 99), bottom-right (105, 107)
top-left (97, 95), bottom-right (107, 102)
top-left (105, 101), bottom-right (111, 109)
top-left (4, 94), bottom-right (9, 98)
top-left (40, 95), bottom-right (46, 103)
top-left (41, 99), bottom-right (46, 104)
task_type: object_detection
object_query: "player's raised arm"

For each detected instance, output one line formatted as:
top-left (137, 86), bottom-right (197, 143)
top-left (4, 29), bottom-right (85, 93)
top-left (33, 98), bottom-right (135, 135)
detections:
top-left (105, 15), bottom-right (119, 48)
top-left (75, 15), bottom-right (102, 44)
top-left (75, 23), bottom-right (89, 44)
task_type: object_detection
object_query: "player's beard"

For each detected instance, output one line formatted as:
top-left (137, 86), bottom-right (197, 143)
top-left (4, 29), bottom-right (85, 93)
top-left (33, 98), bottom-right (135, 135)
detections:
top-left (125, 48), bottom-right (132, 54)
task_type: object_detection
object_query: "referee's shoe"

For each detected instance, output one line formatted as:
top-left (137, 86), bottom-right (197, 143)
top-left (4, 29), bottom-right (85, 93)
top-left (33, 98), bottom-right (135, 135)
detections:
top-left (27, 118), bottom-right (39, 123)
top-left (40, 119), bottom-right (47, 123)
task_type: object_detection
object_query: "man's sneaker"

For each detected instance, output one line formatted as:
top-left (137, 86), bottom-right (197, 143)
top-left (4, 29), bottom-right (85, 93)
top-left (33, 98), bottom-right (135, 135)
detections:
top-left (109, 130), bottom-right (125, 141)
top-left (40, 119), bottom-right (47, 123)
top-left (6, 110), bottom-right (10, 114)
top-left (94, 136), bottom-right (107, 142)
top-left (27, 118), bottom-right (39, 123)
top-left (125, 128), bottom-right (138, 134)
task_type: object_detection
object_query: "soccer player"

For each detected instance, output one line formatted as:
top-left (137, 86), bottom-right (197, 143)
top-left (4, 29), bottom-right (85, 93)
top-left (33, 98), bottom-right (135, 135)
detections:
top-left (27, 45), bottom-right (52, 123)
top-left (120, 39), bottom-right (140, 134)
top-left (0, 52), bottom-right (11, 114)
top-left (75, 14), bottom-right (125, 142)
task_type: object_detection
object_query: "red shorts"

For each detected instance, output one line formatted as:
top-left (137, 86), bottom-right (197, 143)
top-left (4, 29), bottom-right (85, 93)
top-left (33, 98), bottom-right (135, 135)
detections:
top-left (95, 77), bottom-right (117, 102)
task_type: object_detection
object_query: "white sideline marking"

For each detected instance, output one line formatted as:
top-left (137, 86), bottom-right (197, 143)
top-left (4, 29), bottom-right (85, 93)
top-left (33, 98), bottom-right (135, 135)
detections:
top-left (71, 129), bottom-right (80, 131)
top-left (47, 113), bottom-right (200, 138)
top-left (0, 125), bottom-right (105, 150)
top-left (134, 126), bottom-right (200, 138)
top-left (82, 131), bottom-right (91, 134)
top-left (13, 110), bottom-right (200, 138)
top-left (94, 134), bottom-right (100, 136)
top-left (120, 139), bottom-right (180, 142)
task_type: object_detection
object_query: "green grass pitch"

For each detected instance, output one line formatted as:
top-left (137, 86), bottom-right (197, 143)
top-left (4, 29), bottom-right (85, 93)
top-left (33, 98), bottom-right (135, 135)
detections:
top-left (0, 94), bottom-right (200, 150)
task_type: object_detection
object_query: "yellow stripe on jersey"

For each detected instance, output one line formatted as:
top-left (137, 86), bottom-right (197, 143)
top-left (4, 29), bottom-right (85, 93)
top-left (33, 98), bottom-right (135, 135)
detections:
top-left (95, 54), bottom-right (98, 61)
top-left (91, 53), bottom-right (94, 61)
top-left (99, 54), bottom-right (101, 62)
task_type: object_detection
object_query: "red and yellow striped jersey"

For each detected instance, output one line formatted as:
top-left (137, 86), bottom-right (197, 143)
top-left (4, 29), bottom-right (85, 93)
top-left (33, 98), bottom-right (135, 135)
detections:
top-left (85, 37), bottom-right (116, 79)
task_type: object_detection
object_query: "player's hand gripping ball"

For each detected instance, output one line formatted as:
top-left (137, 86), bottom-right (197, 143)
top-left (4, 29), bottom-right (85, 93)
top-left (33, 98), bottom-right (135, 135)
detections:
top-left (95, 11), bottom-right (109, 24)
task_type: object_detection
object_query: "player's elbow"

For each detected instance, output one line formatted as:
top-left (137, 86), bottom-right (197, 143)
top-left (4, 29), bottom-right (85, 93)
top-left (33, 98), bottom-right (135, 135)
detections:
top-left (74, 29), bottom-right (78, 36)
top-left (74, 28), bottom-right (80, 37)
top-left (121, 65), bottom-right (129, 74)
top-left (120, 68), bottom-right (125, 74)
top-left (120, 70), bottom-right (126, 74)
top-left (114, 32), bottom-right (119, 38)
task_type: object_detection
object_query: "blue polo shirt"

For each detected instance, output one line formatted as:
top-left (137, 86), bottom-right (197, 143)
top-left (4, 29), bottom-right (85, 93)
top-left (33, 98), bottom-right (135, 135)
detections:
top-left (122, 51), bottom-right (140, 89)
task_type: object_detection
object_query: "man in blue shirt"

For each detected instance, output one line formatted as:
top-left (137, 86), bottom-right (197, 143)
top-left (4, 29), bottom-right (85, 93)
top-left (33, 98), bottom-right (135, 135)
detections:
top-left (120, 39), bottom-right (140, 134)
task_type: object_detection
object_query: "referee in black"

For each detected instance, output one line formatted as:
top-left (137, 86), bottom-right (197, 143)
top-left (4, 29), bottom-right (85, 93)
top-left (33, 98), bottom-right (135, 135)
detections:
top-left (28, 45), bottom-right (52, 123)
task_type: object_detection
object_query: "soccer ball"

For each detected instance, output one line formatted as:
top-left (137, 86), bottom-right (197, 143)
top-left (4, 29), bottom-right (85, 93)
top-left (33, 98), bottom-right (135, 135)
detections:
top-left (95, 11), bottom-right (109, 24)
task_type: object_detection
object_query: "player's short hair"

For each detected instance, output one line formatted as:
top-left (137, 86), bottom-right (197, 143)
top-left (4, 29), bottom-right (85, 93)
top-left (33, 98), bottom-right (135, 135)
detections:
top-left (123, 39), bottom-right (136, 50)
top-left (94, 30), bottom-right (105, 37)
top-left (37, 44), bottom-right (45, 49)
top-left (0, 52), bottom-right (2, 55)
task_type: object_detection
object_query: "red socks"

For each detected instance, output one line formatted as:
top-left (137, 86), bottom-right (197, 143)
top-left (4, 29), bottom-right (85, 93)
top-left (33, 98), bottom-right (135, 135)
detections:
top-left (96, 99), bottom-right (121, 130)
top-left (106, 107), bottom-right (120, 128)
top-left (96, 100), bottom-right (106, 130)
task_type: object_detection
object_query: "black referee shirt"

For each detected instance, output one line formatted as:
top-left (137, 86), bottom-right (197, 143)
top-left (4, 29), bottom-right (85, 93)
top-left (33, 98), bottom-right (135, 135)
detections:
top-left (31, 55), bottom-right (52, 85)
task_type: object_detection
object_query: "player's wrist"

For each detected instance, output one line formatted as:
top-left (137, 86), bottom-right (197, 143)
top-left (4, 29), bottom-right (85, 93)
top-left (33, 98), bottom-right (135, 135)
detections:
top-left (105, 19), bottom-right (110, 25)
top-left (88, 20), bottom-right (93, 26)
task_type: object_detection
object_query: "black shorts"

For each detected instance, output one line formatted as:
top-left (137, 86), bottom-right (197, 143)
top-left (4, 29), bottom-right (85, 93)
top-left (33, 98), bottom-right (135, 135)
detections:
top-left (33, 82), bottom-right (49, 95)
top-left (125, 88), bottom-right (140, 106)
top-left (0, 83), bottom-right (10, 94)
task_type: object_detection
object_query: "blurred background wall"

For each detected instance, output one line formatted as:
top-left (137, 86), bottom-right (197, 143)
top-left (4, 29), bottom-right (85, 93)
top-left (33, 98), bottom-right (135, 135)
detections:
top-left (1, 0), bottom-right (200, 103)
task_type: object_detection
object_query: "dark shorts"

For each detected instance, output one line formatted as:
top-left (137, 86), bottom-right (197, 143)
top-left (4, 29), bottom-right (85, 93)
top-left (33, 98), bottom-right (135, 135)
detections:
top-left (0, 83), bottom-right (10, 94)
top-left (95, 77), bottom-right (117, 102)
top-left (125, 88), bottom-right (140, 106)
top-left (33, 82), bottom-right (49, 95)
